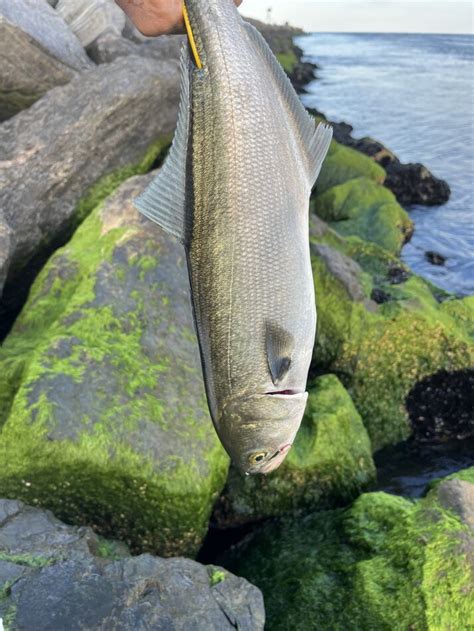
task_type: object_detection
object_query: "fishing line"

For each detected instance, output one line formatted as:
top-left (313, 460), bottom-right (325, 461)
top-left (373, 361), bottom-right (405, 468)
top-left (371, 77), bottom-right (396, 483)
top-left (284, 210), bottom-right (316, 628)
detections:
top-left (183, 2), bottom-right (203, 69)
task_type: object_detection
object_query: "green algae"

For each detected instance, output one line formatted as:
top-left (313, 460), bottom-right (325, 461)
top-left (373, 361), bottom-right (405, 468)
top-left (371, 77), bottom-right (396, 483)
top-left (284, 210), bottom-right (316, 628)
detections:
top-left (315, 140), bottom-right (386, 195)
top-left (208, 568), bottom-right (227, 586)
top-left (313, 176), bottom-right (413, 254)
top-left (231, 469), bottom-right (474, 631)
top-left (220, 375), bottom-right (375, 524)
top-left (310, 226), bottom-right (474, 451)
top-left (0, 184), bottom-right (229, 557)
top-left (276, 50), bottom-right (299, 74)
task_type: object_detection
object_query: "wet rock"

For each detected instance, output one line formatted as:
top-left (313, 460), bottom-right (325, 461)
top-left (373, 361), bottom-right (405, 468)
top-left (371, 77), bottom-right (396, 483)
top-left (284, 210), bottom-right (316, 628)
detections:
top-left (384, 161), bottom-right (451, 207)
top-left (0, 499), bottom-right (264, 630)
top-left (387, 265), bottom-right (410, 284)
top-left (0, 17), bottom-right (76, 121)
top-left (406, 368), bottom-right (474, 442)
top-left (311, 218), bottom-right (473, 450)
top-left (371, 287), bottom-right (392, 304)
top-left (229, 468), bottom-right (474, 631)
top-left (310, 110), bottom-right (451, 207)
top-left (425, 250), bottom-right (447, 266)
top-left (0, 55), bottom-right (179, 330)
top-left (56, 0), bottom-right (127, 47)
top-left (0, 0), bottom-right (91, 71)
top-left (0, 175), bottom-right (229, 557)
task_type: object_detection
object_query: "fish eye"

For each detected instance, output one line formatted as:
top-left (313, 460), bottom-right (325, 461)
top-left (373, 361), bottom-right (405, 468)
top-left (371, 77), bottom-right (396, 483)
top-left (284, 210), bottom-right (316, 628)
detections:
top-left (249, 451), bottom-right (268, 465)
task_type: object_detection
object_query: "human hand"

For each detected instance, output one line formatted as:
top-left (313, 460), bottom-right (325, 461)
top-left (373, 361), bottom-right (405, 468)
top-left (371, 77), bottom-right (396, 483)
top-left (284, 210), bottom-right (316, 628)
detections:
top-left (115, 0), bottom-right (243, 37)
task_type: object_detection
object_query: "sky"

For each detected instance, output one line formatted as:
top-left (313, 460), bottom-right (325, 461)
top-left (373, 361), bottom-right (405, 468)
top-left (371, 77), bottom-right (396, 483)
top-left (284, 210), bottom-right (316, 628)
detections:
top-left (240, 1), bottom-right (474, 34)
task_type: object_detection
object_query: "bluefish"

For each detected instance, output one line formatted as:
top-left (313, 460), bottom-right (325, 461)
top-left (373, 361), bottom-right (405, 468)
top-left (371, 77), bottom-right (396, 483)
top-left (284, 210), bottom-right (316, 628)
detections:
top-left (135, 0), bottom-right (332, 474)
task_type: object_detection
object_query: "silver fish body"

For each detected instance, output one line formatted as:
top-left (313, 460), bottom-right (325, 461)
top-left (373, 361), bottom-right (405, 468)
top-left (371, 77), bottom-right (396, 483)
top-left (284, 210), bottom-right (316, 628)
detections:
top-left (136, 0), bottom-right (332, 474)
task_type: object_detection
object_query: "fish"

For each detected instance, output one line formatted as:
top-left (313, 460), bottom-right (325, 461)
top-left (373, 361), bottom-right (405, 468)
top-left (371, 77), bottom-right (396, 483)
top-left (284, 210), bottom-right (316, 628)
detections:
top-left (135, 0), bottom-right (332, 475)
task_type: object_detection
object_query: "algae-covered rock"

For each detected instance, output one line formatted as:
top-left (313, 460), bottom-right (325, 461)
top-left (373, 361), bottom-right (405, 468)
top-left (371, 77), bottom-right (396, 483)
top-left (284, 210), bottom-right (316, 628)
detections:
top-left (0, 17), bottom-right (76, 121)
top-left (313, 176), bottom-right (413, 254)
top-left (315, 140), bottom-right (386, 195)
top-left (230, 468), bottom-right (474, 631)
top-left (0, 175), bottom-right (229, 557)
top-left (310, 219), bottom-right (474, 451)
top-left (0, 499), bottom-right (264, 631)
top-left (0, 54), bottom-right (179, 328)
top-left (215, 375), bottom-right (375, 527)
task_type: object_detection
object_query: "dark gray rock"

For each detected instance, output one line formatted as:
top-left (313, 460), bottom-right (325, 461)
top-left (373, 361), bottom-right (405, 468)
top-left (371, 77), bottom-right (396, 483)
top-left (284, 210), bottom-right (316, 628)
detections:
top-left (88, 32), bottom-right (185, 65)
top-left (56, 0), bottom-right (127, 48)
top-left (425, 250), bottom-right (447, 266)
top-left (0, 499), bottom-right (265, 630)
top-left (0, 17), bottom-right (75, 121)
top-left (0, 54), bottom-right (179, 307)
top-left (0, 0), bottom-right (91, 71)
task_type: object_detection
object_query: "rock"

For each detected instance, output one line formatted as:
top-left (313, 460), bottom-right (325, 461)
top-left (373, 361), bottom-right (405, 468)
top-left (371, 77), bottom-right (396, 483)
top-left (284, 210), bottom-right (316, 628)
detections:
top-left (370, 287), bottom-right (392, 304)
top-left (0, 499), bottom-right (265, 630)
top-left (310, 218), bottom-right (474, 450)
top-left (214, 375), bottom-right (375, 528)
top-left (310, 110), bottom-right (451, 207)
top-left (312, 176), bottom-right (413, 254)
top-left (88, 32), bottom-right (184, 65)
top-left (0, 217), bottom-right (11, 292)
top-left (0, 0), bottom-right (91, 71)
top-left (87, 32), bottom-right (140, 64)
top-left (0, 54), bottom-right (180, 334)
top-left (229, 468), bottom-right (474, 630)
top-left (425, 250), bottom-right (447, 266)
top-left (436, 478), bottom-right (474, 530)
top-left (384, 161), bottom-right (451, 207)
top-left (0, 17), bottom-right (76, 121)
top-left (406, 368), bottom-right (474, 442)
top-left (0, 175), bottom-right (229, 557)
top-left (56, 0), bottom-right (127, 47)
top-left (315, 139), bottom-right (386, 195)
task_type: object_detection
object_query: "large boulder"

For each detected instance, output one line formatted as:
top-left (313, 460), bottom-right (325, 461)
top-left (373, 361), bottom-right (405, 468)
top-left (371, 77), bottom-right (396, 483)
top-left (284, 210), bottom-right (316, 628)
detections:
top-left (56, 0), bottom-right (127, 47)
top-left (0, 0), bottom-right (91, 71)
top-left (310, 218), bottom-right (474, 451)
top-left (0, 54), bottom-right (180, 330)
top-left (313, 176), bottom-right (413, 254)
top-left (324, 112), bottom-right (451, 207)
top-left (215, 375), bottom-right (375, 527)
top-left (315, 139), bottom-right (386, 195)
top-left (0, 17), bottom-right (76, 121)
top-left (230, 468), bottom-right (474, 630)
top-left (88, 32), bottom-right (184, 65)
top-left (0, 175), bottom-right (229, 557)
top-left (0, 499), bottom-right (264, 630)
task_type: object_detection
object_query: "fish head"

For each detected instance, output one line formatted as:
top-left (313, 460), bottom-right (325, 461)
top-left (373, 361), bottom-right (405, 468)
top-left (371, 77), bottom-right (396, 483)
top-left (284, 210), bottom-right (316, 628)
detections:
top-left (217, 390), bottom-right (308, 475)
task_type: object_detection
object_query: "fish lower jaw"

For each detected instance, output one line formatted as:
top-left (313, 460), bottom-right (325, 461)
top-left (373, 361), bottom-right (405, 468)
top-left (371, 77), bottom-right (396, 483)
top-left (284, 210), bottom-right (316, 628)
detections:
top-left (264, 389), bottom-right (305, 398)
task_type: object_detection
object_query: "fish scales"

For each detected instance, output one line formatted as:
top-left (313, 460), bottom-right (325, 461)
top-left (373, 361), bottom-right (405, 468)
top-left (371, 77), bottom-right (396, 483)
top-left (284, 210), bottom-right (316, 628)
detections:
top-left (135, 0), bottom-right (332, 474)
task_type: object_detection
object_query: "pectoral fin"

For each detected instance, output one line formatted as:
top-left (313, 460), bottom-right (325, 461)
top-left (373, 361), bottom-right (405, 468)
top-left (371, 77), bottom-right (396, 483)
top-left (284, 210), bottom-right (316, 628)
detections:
top-left (134, 45), bottom-right (192, 246)
top-left (266, 321), bottom-right (295, 385)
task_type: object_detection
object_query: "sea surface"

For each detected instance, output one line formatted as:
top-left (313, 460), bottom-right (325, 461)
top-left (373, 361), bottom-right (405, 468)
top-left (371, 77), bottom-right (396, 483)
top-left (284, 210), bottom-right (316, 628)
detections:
top-left (297, 32), bottom-right (474, 296)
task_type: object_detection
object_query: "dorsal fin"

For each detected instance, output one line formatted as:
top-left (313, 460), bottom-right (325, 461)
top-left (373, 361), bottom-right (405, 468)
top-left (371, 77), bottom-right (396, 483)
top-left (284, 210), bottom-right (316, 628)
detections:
top-left (243, 22), bottom-right (333, 187)
top-left (134, 45), bottom-right (192, 246)
top-left (266, 321), bottom-right (295, 385)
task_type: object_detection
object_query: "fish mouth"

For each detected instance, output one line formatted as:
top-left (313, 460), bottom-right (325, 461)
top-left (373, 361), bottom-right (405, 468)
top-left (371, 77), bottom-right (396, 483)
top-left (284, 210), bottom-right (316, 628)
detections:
top-left (259, 444), bottom-right (293, 474)
top-left (265, 389), bottom-right (305, 398)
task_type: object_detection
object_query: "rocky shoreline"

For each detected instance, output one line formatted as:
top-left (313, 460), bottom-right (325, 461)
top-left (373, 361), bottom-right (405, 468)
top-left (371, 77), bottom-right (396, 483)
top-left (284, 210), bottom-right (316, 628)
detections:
top-left (0, 3), bottom-right (473, 630)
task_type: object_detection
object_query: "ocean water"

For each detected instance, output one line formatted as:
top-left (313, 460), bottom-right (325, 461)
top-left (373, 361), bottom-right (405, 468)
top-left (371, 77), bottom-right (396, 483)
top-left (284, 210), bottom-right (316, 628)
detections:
top-left (297, 32), bottom-right (474, 296)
